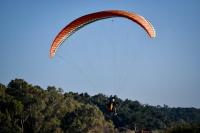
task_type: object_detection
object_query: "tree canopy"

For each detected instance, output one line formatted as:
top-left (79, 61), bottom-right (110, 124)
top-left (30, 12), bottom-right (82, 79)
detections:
top-left (0, 79), bottom-right (200, 133)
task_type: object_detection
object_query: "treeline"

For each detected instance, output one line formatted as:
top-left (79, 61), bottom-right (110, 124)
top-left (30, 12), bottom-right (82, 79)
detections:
top-left (71, 92), bottom-right (170, 131)
top-left (0, 78), bottom-right (200, 133)
top-left (163, 124), bottom-right (200, 133)
top-left (152, 105), bottom-right (200, 126)
top-left (0, 79), bottom-right (117, 133)
top-left (68, 92), bottom-right (200, 132)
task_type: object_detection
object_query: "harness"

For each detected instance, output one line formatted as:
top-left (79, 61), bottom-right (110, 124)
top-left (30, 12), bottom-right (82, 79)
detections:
top-left (108, 103), bottom-right (113, 112)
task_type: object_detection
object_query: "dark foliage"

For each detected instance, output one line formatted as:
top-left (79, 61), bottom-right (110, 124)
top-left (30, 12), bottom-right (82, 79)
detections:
top-left (164, 123), bottom-right (200, 133)
top-left (66, 92), bottom-right (200, 131)
top-left (1, 79), bottom-right (200, 133)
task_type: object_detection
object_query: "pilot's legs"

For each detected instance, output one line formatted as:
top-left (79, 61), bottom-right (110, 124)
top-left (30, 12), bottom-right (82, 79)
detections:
top-left (114, 107), bottom-right (117, 116)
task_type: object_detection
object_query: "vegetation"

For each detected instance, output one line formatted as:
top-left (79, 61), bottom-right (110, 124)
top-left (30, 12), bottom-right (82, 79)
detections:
top-left (0, 78), bottom-right (200, 133)
top-left (163, 124), bottom-right (200, 133)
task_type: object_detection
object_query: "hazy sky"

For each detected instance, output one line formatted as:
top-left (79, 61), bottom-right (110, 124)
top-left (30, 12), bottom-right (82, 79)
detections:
top-left (1, 0), bottom-right (200, 108)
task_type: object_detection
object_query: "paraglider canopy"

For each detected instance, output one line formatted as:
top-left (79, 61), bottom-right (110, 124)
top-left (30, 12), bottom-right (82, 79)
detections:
top-left (50, 10), bottom-right (156, 58)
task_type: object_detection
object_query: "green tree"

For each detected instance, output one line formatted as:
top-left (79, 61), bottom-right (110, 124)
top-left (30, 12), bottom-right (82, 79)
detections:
top-left (62, 104), bottom-right (117, 133)
top-left (0, 109), bottom-right (11, 132)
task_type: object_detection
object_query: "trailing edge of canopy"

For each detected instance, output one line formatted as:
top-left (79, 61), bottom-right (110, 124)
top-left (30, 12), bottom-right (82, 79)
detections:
top-left (50, 10), bottom-right (156, 58)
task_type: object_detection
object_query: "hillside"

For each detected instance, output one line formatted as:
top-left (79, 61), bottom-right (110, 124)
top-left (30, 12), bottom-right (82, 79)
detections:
top-left (0, 78), bottom-right (200, 133)
top-left (68, 92), bottom-right (200, 131)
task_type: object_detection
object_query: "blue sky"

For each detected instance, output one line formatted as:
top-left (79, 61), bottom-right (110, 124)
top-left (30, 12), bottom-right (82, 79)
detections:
top-left (0, 0), bottom-right (200, 108)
